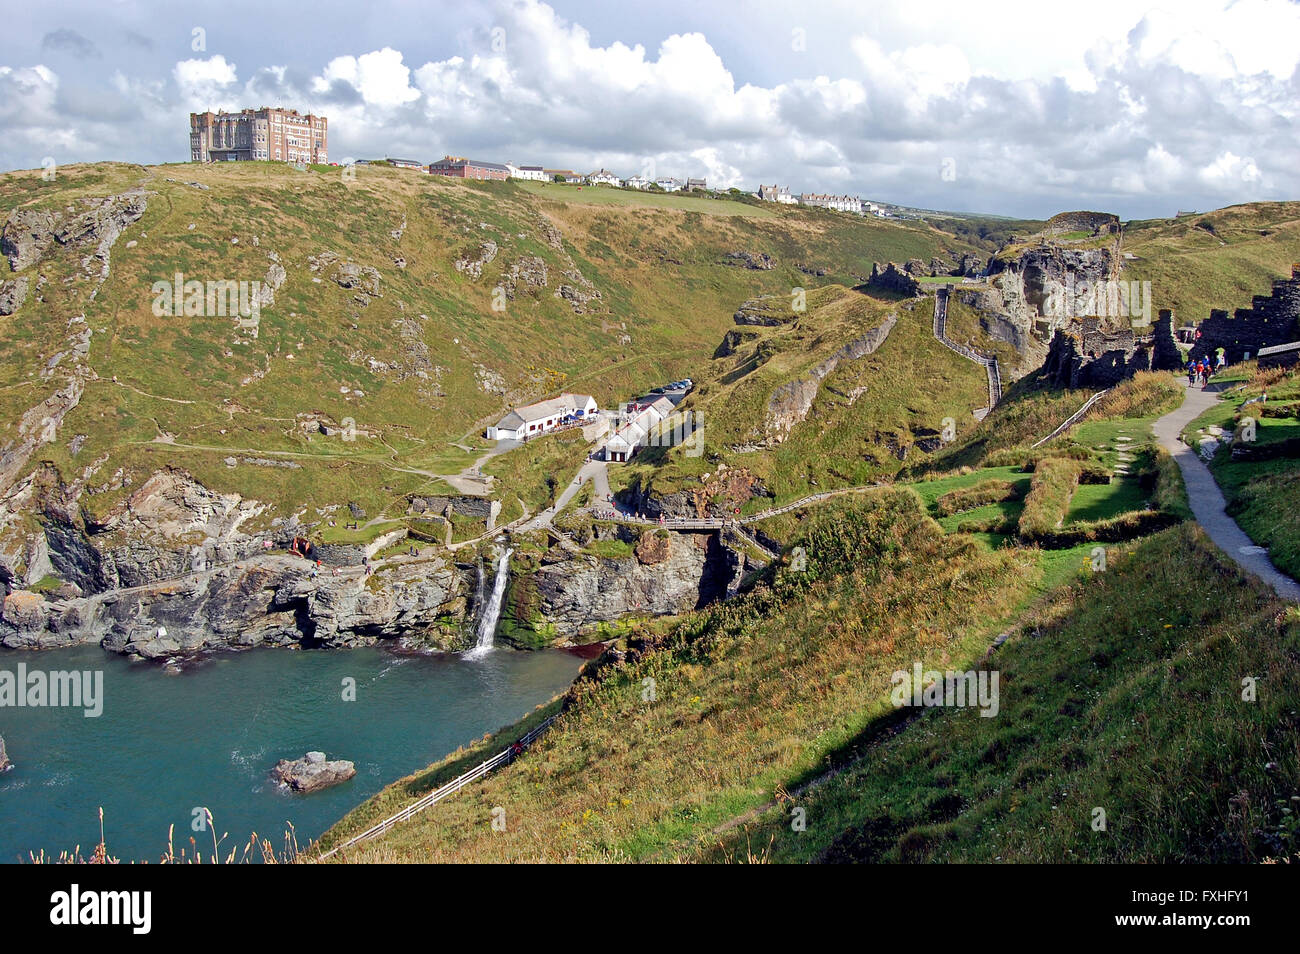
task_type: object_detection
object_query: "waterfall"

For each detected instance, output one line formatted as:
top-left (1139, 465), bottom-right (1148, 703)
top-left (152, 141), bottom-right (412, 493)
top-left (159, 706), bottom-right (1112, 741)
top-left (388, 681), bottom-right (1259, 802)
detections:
top-left (467, 547), bottom-right (512, 657)
top-left (473, 556), bottom-right (486, 618)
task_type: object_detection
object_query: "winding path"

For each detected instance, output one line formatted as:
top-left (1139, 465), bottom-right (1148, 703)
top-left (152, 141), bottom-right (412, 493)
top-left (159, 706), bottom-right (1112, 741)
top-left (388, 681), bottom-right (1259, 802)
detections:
top-left (934, 287), bottom-right (1002, 411)
top-left (1152, 382), bottom-right (1300, 602)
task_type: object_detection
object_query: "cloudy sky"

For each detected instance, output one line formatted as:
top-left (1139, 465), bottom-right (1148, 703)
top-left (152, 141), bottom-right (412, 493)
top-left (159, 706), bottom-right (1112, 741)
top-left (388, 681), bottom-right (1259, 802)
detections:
top-left (2, 0), bottom-right (1297, 217)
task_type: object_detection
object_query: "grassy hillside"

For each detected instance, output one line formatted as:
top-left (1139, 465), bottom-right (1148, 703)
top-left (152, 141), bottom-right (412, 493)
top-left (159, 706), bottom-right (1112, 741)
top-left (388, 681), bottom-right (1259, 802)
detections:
top-left (1122, 201), bottom-right (1300, 325)
top-left (318, 488), bottom-right (1039, 861)
top-left (316, 372), bottom-right (1219, 861)
top-left (0, 161), bottom-right (974, 542)
top-left (702, 523), bottom-right (1300, 863)
top-left (607, 289), bottom-right (995, 511)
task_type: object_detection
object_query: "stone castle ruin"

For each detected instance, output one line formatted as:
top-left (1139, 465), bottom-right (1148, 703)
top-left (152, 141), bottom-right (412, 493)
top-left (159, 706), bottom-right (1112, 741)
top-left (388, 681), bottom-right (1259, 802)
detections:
top-left (1041, 309), bottom-right (1183, 389)
top-left (1188, 265), bottom-right (1300, 368)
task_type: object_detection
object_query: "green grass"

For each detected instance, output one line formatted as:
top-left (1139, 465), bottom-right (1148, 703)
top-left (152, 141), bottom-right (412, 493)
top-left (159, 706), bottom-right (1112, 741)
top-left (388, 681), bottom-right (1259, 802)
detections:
top-left (0, 160), bottom-right (973, 552)
top-left (1065, 477), bottom-right (1148, 524)
top-left (515, 181), bottom-right (774, 218)
top-left (699, 523), bottom-right (1299, 863)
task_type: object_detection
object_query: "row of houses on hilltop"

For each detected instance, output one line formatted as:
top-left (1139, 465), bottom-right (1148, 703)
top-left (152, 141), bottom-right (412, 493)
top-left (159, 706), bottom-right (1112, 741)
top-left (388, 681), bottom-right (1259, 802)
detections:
top-left (760, 183), bottom-right (888, 217)
top-left (420, 155), bottom-right (709, 191)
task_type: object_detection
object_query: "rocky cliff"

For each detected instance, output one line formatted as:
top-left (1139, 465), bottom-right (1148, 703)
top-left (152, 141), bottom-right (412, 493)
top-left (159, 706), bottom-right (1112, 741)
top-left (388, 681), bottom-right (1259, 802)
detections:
top-left (500, 526), bottom-right (753, 643)
top-left (960, 241), bottom-right (1120, 372)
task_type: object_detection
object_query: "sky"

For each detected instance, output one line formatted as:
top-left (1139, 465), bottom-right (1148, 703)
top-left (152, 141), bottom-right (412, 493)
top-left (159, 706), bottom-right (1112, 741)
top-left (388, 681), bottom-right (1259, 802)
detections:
top-left (1, 0), bottom-right (1297, 218)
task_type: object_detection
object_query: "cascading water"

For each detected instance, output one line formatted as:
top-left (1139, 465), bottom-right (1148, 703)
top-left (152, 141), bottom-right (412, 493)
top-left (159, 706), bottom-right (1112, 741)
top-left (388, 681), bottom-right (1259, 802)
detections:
top-left (473, 556), bottom-right (486, 617)
top-left (467, 547), bottom-right (512, 658)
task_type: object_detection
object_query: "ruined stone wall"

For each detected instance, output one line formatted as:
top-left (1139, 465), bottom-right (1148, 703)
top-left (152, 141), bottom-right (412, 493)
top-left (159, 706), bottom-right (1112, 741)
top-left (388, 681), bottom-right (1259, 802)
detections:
top-left (1191, 266), bottom-right (1300, 364)
top-left (1040, 309), bottom-right (1181, 389)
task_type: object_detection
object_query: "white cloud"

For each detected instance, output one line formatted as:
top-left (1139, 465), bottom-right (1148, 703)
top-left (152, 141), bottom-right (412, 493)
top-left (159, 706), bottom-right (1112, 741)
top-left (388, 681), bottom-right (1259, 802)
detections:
top-left (314, 47), bottom-right (419, 108)
top-left (173, 55), bottom-right (238, 110)
top-left (0, 0), bottom-right (1296, 217)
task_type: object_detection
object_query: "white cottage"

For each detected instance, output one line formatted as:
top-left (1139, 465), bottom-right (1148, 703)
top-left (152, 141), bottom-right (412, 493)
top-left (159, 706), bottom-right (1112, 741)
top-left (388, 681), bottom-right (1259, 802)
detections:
top-left (486, 393), bottom-right (598, 441)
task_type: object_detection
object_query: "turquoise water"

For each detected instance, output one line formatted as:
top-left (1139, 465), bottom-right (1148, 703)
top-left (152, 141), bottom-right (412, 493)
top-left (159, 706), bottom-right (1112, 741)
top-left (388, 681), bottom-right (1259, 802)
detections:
top-left (0, 645), bottom-right (585, 863)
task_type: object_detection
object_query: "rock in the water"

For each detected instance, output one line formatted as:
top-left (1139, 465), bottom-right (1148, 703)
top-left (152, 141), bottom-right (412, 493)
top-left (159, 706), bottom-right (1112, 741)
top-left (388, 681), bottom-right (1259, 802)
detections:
top-left (0, 733), bottom-right (11, 772)
top-left (270, 751), bottom-right (356, 793)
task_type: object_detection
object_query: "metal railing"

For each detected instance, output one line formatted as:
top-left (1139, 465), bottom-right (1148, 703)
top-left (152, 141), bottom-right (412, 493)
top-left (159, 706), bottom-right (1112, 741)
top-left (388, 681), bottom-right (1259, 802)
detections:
top-left (1031, 389), bottom-right (1110, 448)
top-left (317, 714), bottom-right (558, 860)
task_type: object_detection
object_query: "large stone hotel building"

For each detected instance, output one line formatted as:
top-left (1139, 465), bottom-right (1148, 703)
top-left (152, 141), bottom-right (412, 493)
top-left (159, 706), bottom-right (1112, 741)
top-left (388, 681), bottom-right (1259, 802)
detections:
top-left (189, 108), bottom-right (328, 164)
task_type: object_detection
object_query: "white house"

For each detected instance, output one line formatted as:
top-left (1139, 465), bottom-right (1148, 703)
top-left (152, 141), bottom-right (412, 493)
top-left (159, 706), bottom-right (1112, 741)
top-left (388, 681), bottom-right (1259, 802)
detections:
top-left (587, 169), bottom-right (620, 186)
top-left (623, 175), bottom-right (652, 190)
top-left (654, 177), bottom-right (683, 192)
top-left (507, 163), bottom-right (547, 181)
top-left (486, 393), bottom-right (598, 441)
top-left (604, 396), bottom-right (676, 462)
top-left (759, 184), bottom-right (797, 204)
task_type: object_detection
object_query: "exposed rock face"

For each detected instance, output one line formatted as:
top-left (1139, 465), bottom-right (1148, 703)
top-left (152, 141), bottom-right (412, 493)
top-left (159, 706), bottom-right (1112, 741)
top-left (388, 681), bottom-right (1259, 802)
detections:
top-left (510, 530), bottom-right (749, 640)
top-left (867, 262), bottom-right (920, 297)
top-left (308, 251), bottom-right (381, 305)
top-left (1, 191), bottom-right (148, 274)
top-left (0, 275), bottom-right (29, 315)
top-left (1042, 210), bottom-right (1120, 236)
top-left (0, 549), bottom-right (465, 657)
top-left (501, 256), bottom-right (549, 299)
top-left (271, 751), bottom-right (356, 793)
top-left (763, 315), bottom-right (898, 445)
top-left (454, 240), bottom-right (498, 279)
top-left (987, 244), bottom-right (1118, 339)
top-left (733, 296), bottom-right (799, 326)
top-left (620, 466), bottom-right (773, 520)
top-left (714, 328), bottom-right (760, 357)
top-left (723, 250), bottom-right (776, 270)
top-left (555, 268), bottom-right (602, 313)
top-left (257, 260), bottom-right (286, 307)
top-left (0, 733), bottom-right (10, 773)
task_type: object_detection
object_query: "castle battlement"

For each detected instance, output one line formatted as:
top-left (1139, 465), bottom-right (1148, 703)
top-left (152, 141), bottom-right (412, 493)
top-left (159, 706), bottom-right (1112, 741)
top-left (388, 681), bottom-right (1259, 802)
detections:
top-left (1191, 267), bottom-right (1300, 365)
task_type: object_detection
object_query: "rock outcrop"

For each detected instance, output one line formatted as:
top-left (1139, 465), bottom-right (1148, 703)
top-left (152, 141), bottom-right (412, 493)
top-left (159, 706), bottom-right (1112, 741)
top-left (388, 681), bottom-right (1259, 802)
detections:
top-left (0, 733), bottom-right (11, 773)
top-left (762, 316), bottom-right (897, 444)
top-left (0, 548), bottom-right (466, 657)
top-left (723, 250), bottom-right (776, 270)
top-left (505, 529), bottom-right (750, 641)
top-left (271, 751), bottom-right (356, 793)
top-left (0, 275), bottom-right (29, 315)
top-left (1, 191), bottom-right (147, 275)
top-left (454, 240), bottom-right (498, 280)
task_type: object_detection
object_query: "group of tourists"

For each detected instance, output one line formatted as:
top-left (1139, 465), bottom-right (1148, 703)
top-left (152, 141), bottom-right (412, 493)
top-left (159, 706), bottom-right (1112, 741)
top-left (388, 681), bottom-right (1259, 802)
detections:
top-left (1187, 349), bottom-right (1227, 387)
